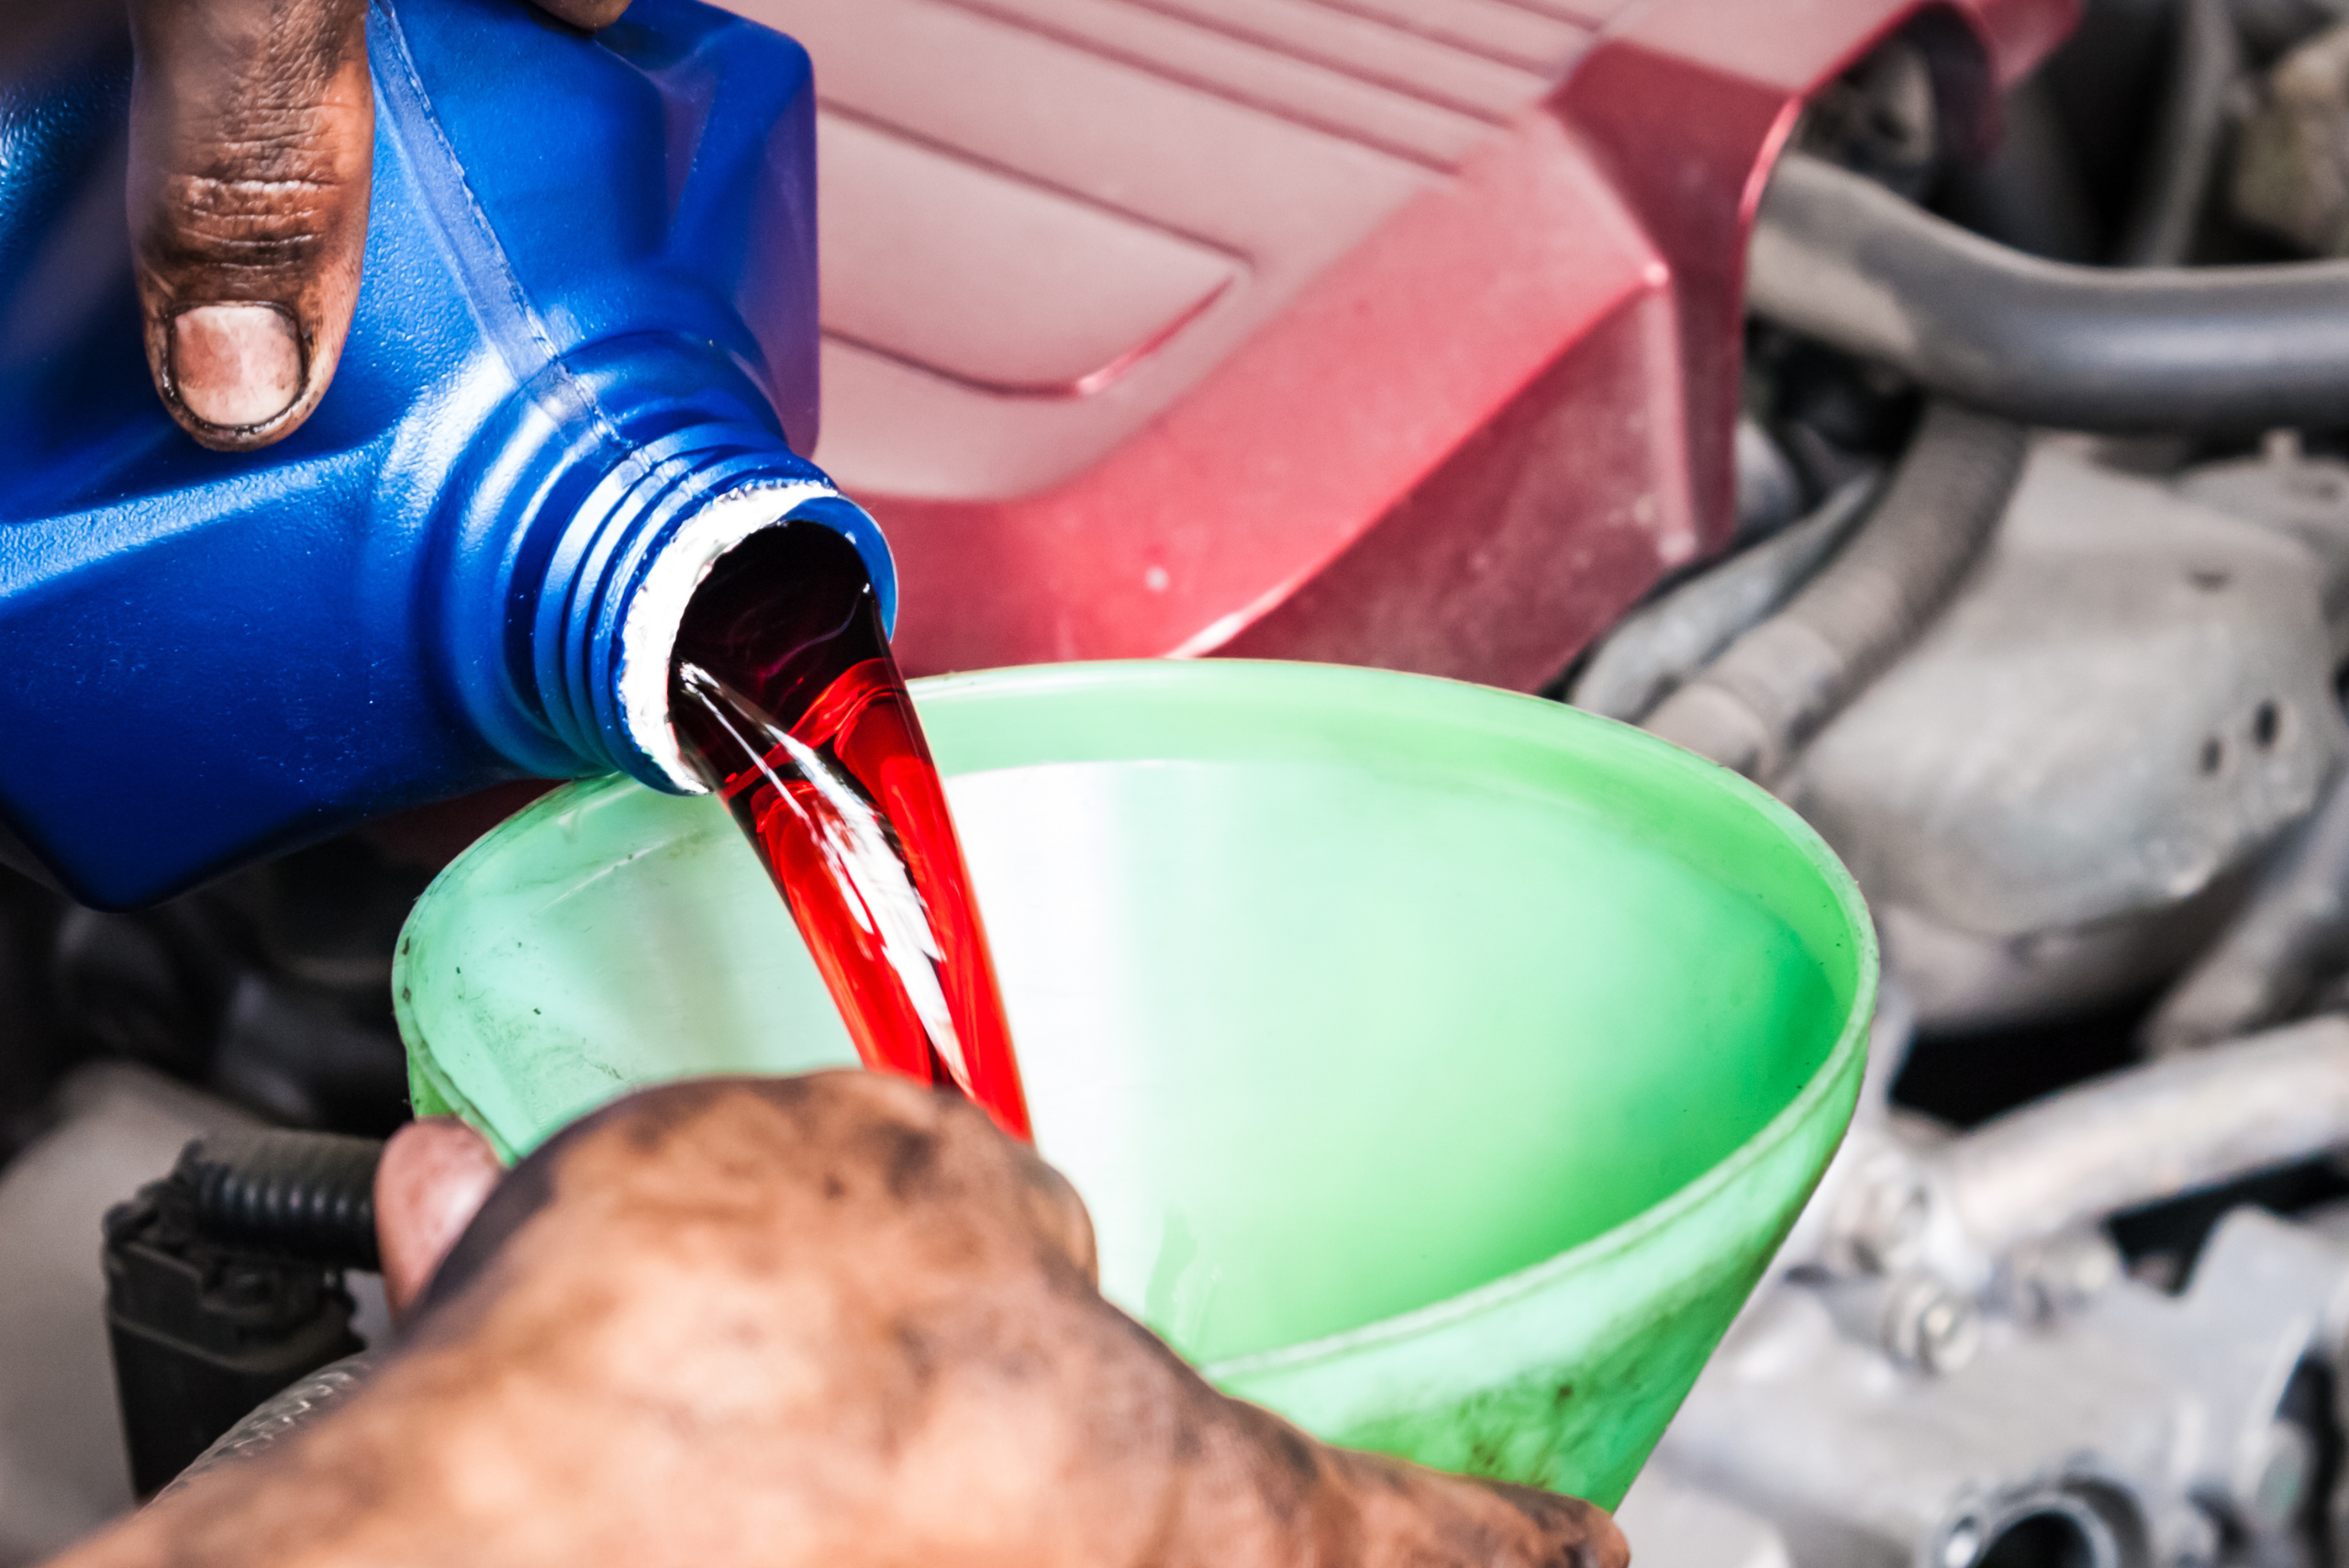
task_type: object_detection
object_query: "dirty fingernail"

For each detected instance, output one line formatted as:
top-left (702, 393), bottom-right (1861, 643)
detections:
top-left (171, 304), bottom-right (304, 430)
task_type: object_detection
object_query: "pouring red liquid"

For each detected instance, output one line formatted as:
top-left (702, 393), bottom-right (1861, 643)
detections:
top-left (668, 524), bottom-right (1031, 1141)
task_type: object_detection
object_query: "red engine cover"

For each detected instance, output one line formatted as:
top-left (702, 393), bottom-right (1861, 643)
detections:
top-left (729, 0), bottom-right (2077, 687)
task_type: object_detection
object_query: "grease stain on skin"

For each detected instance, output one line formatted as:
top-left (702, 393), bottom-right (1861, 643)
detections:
top-left (872, 1121), bottom-right (939, 1199)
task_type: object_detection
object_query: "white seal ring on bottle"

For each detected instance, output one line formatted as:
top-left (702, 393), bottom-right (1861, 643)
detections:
top-left (614, 479), bottom-right (842, 794)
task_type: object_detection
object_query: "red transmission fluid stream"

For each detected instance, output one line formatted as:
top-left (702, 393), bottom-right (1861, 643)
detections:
top-left (669, 524), bottom-right (1032, 1141)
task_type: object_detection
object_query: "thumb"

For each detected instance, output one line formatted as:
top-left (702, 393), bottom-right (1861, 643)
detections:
top-left (374, 1118), bottom-right (505, 1324)
top-left (530, 0), bottom-right (635, 27)
top-left (127, 0), bottom-right (372, 450)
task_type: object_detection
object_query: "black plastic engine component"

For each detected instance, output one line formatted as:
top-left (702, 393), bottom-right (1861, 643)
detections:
top-left (103, 1130), bottom-right (384, 1497)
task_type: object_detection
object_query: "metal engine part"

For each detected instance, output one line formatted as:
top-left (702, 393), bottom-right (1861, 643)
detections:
top-left (2233, 22), bottom-right (2349, 255)
top-left (2145, 752), bottom-right (2349, 1053)
top-left (2176, 447), bottom-right (2349, 656)
top-left (1640, 1004), bottom-right (2349, 1568)
top-left (1654, 1205), bottom-right (2338, 1568)
top-left (1786, 441), bottom-right (2349, 1031)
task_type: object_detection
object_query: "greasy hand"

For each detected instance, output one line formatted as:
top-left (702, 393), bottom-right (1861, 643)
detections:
top-left (62, 1074), bottom-right (1629, 1568)
top-left (127, 0), bottom-right (628, 450)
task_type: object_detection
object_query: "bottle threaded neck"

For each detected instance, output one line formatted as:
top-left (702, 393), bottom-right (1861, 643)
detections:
top-left (428, 330), bottom-right (893, 796)
top-left (535, 436), bottom-right (893, 794)
top-left (610, 483), bottom-right (889, 791)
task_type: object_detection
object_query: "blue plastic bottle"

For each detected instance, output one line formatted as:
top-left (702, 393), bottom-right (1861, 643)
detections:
top-left (0, 0), bottom-right (891, 909)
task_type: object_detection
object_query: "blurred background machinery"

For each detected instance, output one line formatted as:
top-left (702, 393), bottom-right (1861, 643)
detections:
top-left (1585, 5), bottom-right (2349, 1565)
top-left (28, 0), bottom-right (2349, 1565)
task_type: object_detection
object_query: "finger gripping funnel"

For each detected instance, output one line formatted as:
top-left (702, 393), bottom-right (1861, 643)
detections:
top-left (395, 661), bottom-right (1874, 1507)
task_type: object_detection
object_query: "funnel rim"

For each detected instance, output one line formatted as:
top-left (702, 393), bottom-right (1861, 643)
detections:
top-left (395, 658), bottom-right (1877, 1362)
top-left (904, 662), bottom-right (1880, 1381)
top-left (394, 773), bottom-right (655, 1165)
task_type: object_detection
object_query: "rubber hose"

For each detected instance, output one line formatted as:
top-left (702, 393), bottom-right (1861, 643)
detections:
top-left (1749, 151), bottom-right (2349, 431)
top-left (1571, 472), bottom-right (1880, 723)
top-left (176, 1129), bottom-right (384, 1272)
top-left (160, 1352), bottom-right (384, 1499)
top-left (2119, 0), bottom-right (2242, 267)
top-left (1643, 403), bottom-right (2026, 782)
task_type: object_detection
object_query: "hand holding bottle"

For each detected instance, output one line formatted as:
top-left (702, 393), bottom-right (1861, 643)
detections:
top-left (125, 0), bottom-right (630, 450)
top-left (59, 1074), bottom-right (1628, 1568)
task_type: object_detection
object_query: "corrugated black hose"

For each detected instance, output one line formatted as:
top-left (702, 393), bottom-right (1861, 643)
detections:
top-left (175, 1129), bottom-right (384, 1273)
top-left (1643, 402), bottom-right (2028, 783)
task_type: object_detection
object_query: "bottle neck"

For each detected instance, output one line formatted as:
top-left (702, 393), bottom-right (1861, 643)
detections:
top-left (439, 336), bottom-right (894, 795)
top-left (559, 462), bottom-right (893, 794)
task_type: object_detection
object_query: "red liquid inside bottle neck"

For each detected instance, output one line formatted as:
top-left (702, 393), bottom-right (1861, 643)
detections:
top-left (668, 524), bottom-right (1031, 1141)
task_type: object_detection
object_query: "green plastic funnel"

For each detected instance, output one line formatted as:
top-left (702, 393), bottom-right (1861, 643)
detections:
top-left (395, 660), bottom-right (1872, 1508)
